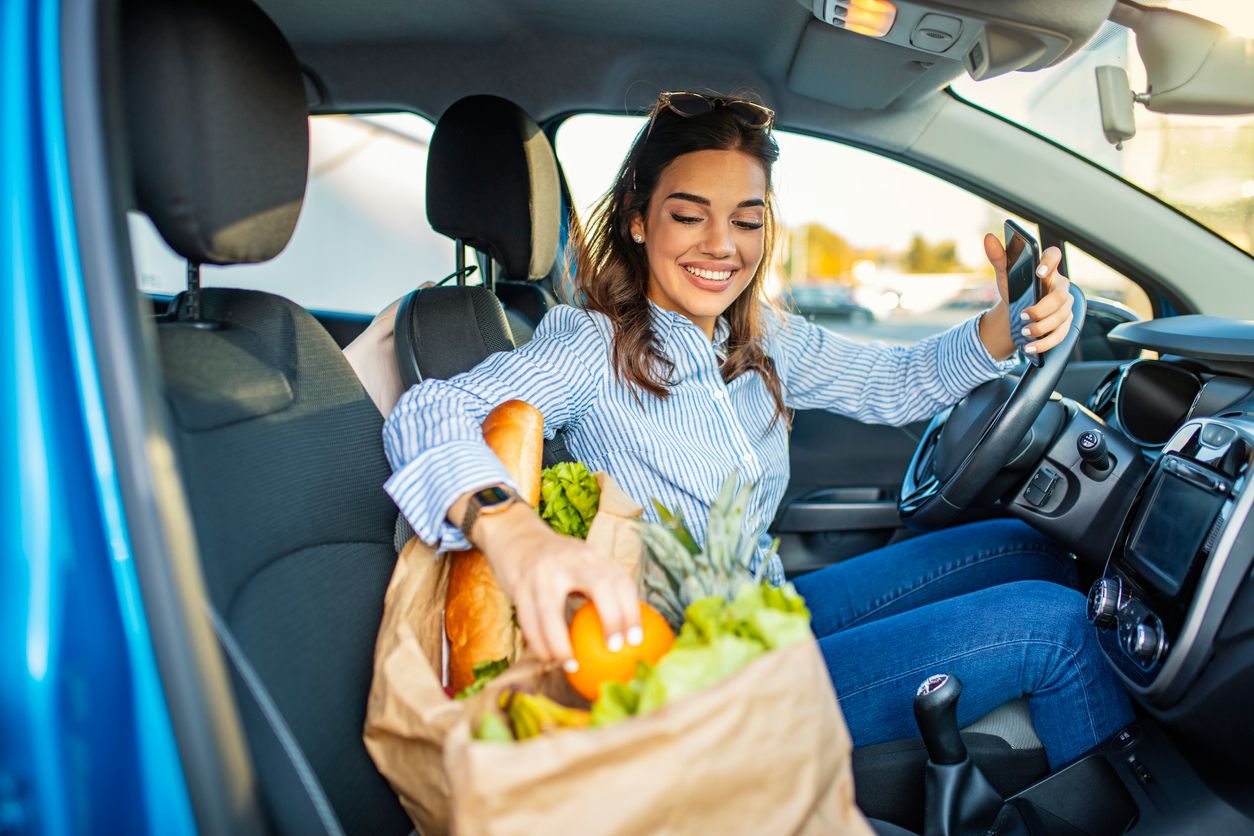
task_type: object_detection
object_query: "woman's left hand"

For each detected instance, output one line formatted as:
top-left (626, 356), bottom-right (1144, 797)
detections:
top-left (979, 233), bottom-right (1074, 361)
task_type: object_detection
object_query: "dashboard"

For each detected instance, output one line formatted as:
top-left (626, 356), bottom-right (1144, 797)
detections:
top-left (1077, 316), bottom-right (1254, 722)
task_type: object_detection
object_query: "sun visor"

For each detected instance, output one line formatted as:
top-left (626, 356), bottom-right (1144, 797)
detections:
top-left (788, 21), bottom-right (966, 109)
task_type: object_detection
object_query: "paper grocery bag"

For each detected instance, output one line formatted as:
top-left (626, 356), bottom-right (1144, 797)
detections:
top-left (365, 471), bottom-right (644, 835)
top-left (443, 637), bottom-right (870, 836)
top-left (585, 470), bottom-right (644, 582)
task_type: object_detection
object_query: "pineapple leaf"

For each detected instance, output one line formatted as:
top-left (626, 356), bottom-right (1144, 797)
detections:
top-left (650, 499), bottom-right (701, 555)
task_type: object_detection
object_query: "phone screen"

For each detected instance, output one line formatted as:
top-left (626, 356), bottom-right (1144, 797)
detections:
top-left (1003, 220), bottom-right (1042, 366)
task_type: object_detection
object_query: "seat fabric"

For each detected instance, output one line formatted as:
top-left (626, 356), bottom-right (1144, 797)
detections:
top-left (158, 290), bottom-right (412, 836)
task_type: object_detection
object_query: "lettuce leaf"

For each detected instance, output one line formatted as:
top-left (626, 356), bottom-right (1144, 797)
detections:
top-left (455, 657), bottom-right (509, 700)
top-left (540, 462), bottom-right (601, 539)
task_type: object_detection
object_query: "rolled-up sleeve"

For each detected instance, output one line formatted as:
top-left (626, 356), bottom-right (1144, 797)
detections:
top-left (382, 305), bottom-right (607, 552)
top-left (768, 310), bottom-right (1015, 426)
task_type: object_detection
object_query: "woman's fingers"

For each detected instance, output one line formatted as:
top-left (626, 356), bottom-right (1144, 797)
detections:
top-left (1021, 293), bottom-right (1071, 342)
top-left (1025, 314), bottom-right (1074, 356)
top-left (587, 572), bottom-right (641, 650)
top-left (1018, 249), bottom-right (1074, 356)
top-left (532, 578), bottom-right (576, 666)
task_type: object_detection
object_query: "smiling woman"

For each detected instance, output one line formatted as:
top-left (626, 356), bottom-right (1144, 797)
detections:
top-left (382, 91), bottom-right (1132, 776)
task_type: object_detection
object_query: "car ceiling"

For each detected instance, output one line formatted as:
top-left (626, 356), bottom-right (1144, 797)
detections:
top-left (258, 0), bottom-right (1115, 135)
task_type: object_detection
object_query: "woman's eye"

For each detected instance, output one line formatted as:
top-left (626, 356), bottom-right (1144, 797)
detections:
top-left (735, 220), bottom-right (764, 230)
top-left (670, 212), bottom-right (703, 224)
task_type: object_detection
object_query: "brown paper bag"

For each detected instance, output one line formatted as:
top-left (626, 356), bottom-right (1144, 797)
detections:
top-left (365, 471), bottom-right (644, 835)
top-left (443, 638), bottom-right (871, 836)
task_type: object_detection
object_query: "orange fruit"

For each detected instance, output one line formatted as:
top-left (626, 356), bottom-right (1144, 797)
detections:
top-left (565, 602), bottom-right (675, 701)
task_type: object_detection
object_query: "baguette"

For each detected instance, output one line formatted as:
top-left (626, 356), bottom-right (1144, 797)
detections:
top-left (445, 400), bottom-right (544, 692)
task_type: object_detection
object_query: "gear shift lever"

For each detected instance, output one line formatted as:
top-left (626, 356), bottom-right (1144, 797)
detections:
top-left (914, 673), bottom-right (967, 765)
top-left (913, 673), bottom-right (1026, 836)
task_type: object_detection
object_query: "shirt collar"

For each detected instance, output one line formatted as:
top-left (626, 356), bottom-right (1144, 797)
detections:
top-left (646, 298), bottom-right (731, 358)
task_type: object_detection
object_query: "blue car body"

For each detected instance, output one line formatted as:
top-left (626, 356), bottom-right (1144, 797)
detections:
top-left (0, 0), bottom-right (195, 831)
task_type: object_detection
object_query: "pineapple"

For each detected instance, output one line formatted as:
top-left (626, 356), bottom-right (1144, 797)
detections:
top-left (637, 471), bottom-right (778, 629)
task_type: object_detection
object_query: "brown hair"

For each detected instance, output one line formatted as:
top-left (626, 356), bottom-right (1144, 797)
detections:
top-left (572, 95), bottom-right (791, 429)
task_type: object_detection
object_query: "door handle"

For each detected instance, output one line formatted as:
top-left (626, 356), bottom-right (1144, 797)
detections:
top-left (776, 499), bottom-right (900, 533)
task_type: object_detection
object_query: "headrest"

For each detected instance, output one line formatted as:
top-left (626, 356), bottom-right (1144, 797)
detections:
top-left (122, 0), bottom-right (308, 265)
top-left (426, 96), bottom-right (560, 281)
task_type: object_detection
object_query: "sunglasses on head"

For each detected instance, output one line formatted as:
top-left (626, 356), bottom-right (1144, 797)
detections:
top-left (645, 91), bottom-right (775, 139)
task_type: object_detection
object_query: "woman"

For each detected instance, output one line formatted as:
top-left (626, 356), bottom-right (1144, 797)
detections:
top-left (383, 92), bottom-right (1132, 769)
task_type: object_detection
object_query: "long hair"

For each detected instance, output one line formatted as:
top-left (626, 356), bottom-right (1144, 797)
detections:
top-left (573, 96), bottom-right (791, 429)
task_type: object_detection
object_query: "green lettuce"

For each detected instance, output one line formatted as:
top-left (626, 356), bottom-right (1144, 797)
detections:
top-left (539, 462), bottom-right (601, 539)
top-left (455, 657), bottom-right (509, 700)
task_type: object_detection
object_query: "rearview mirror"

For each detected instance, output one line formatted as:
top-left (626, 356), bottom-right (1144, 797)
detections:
top-left (1111, 4), bottom-right (1254, 116)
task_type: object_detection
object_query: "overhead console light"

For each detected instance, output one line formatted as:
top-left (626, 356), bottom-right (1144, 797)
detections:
top-left (823, 0), bottom-right (897, 38)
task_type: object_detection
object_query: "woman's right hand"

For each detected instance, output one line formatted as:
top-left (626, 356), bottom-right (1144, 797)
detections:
top-left (475, 503), bottom-right (642, 669)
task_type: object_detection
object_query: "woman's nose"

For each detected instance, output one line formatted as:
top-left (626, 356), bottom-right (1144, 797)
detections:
top-left (702, 224), bottom-right (734, 257)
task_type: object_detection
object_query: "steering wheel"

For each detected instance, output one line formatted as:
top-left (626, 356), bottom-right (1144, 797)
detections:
top-left (898, 286), bottom-right (1087, 532)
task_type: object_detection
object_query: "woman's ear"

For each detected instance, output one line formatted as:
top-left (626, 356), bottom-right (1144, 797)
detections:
top-left (628, 214), bottom-right (645, 243)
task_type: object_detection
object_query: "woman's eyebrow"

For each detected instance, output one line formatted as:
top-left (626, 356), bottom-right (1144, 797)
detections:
top-left (665, 192), bottom-right (765, 209)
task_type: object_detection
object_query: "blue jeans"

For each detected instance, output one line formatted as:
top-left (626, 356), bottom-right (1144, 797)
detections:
top-left (791, 519), bottom-right (1134, 770)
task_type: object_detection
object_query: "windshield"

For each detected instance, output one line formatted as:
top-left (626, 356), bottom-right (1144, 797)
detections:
top-left (950, 4), bottom-right (1254, 257)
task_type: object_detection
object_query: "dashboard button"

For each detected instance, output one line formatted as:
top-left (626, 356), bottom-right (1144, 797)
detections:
top-left (1113, 725), bottom-right (1140, 751)
top-left (1023, 467), bottom-right (1059, 507)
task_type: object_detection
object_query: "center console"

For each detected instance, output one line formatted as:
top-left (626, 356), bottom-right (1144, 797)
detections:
top-left (1088, 416), bottom-right (1254, 704)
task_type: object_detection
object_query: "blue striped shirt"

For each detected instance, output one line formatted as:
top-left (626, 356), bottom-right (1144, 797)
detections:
top-left (382, 300), bottom-right (1009, 584)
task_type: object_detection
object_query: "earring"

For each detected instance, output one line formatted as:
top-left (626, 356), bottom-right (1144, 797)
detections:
top-left (633, 234), bottom-right (644, 243)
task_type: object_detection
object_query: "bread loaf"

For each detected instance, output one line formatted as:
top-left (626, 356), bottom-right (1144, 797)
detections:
top-left (445, 400), bottom-right (544, 691)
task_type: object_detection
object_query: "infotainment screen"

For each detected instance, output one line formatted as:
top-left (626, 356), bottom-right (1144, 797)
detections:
top-left (1126, 464), bottom-right (1227, 596)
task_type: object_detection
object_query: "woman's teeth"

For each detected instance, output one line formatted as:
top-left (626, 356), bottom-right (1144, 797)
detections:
top-left (685, 266), bottom-right (733, 282)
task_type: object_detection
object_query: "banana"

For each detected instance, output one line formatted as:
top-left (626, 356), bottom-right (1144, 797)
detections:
top-left (499, 689), bottom-right (591, 739)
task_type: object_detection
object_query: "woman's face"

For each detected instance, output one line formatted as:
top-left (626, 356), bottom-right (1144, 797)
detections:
top-left (629, 149), bottom-right (767, 339)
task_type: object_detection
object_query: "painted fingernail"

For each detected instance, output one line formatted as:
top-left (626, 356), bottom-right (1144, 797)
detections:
top-left (1021, 326), bottom-right (1032, 337)
top-left (1024, 345), bottom-right (1038, 354)
top-left (627, 626), bottom-right (644, 647)
top-left (1020, 311), bottom-right (1031, 322)
top-left (606, 633), bottom-right (625, 652)
top-left (563, 658), bottom-right (579, 673)
top-left (1037, 264), bottom-right (1049, 277)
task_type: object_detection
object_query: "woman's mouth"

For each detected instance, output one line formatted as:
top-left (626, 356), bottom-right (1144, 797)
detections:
top-left (682, 264), bottom-right (737, 291)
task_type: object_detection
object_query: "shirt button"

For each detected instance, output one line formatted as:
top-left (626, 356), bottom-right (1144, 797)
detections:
top-left (711, 389), bottom-right (725, 401)
top-left (741, 450), bottom-right (753, 463)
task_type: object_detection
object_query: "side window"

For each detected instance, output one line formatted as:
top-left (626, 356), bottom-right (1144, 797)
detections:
top-left (1063, 243), bottom-right (1153, 321)
top-left (130, 112), bottom-right (452, 314)
top-left (557, 115), bottom-right (1036, 346)
top-left (771, 132), bottom-right (1032, 346)
top-left (1064, 242), bottom-right (1153, 361)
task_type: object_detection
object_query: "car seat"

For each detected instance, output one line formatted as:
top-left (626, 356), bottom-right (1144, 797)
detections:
top-left (393, 94), bottom-right (573, 466)
top-left (122, 0), bottom-right (411, 833)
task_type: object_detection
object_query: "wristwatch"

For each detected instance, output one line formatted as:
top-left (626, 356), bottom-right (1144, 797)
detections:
top-left (459, 484), bottom-right (525, 543)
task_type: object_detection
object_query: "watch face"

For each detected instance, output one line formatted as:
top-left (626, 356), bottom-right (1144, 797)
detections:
top-left (474, 486), bottom-right (511, 507)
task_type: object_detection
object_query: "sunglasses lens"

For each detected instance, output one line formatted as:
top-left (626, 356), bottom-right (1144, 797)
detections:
top-left (666, 93), bottom-right (716, 118)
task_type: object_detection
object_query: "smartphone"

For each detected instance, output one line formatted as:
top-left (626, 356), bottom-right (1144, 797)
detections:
top-left (1003, 219), bottom-right (1043, 366)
